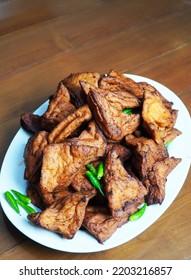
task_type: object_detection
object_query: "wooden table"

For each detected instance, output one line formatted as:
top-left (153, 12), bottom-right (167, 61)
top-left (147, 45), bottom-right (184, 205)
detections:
top-left (0, 0), bottom-right (191, 260)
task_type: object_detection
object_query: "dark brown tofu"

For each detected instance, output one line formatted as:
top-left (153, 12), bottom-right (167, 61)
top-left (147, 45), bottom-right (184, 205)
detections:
top-left (28, 191), bottom-right (95, 239)
top-left (41, 83), bottom-right (76, 131)
top-left (24, 131), bottom-right (49, 184)
top-left (48, 105), bottom-right (92, 144)
top-left (81, 80), bottom-right (141, 110)
top-left (20, 113), bottom-right (42, 134)
top-left (125, 135), bottom-right (181, 205)
top-left (100, 69), bottom-right (144, 98)
top-left (62, 72), bottom-right (101, 107)
top-left (88, 88), bottom-right (140, 141)
top-left (145, 157), bottom-right (182, 205)
top-left (67, 120), bottom-right (107, 157)
top-left (83, 205), bottom-right (129, 243)
top-left (125, 135), bottom-right (168, 179)
top-left (104, 147), bottom-right (147, 218)
top-left (40, 142), bottom-right (97, 205)
top-left (71, 165), bottom-right (97, 193)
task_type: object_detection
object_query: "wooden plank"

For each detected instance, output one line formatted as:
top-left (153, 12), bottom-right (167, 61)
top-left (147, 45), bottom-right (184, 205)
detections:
top-left (0, 208), bottom-right (26, 255)
top-left (0, 0), bottom-right (97, 35)
top-left (130, 44), bottom-right (191, 97)
top-left (1, 0), bottom-right (191, 77)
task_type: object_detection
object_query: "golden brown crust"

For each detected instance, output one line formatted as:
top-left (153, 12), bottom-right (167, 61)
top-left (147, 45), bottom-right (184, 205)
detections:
top-left (62, 72), bottom-right (101, 107)
top-left (24, 131), bottom-right (49, 184)
top-left (101, 69), bottom-right (144, 98)
top-left (88, 88), bottom-right (140, 141)
top-left (40, 143), bottom-right (97, 205)
top-left (28, 191), bottom-right (95, 239)
top-left (48, 105), bottom-right (92, 144)
top-left (41, 83), bottom-right (76, 131)
top-left (83, 205), bottom-right (128, 243)
top-left (81, 80), bottom-right (141, 110)
top-left (142, 86), bottom-right (175, 143)
top-left (146, 157), bottom-right (182, 205)
top-left (104, 147), bottom-right (147, 218)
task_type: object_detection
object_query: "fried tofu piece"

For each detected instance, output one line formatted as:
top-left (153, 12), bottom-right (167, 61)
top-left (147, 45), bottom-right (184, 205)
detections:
top-left (68, 120), bottom-right (106, 157)
top-left (69, 121), bottom-right (107, 192)
top-left (71, 165), bottom-right (97, 193)
top-left (142, 86), bottom-right (175, 143)
top-left (146, 157), bottom-right (182, 205)
top-left (28, 191), bottom-right (94, 239)
top-left (99, 69), bottom-right (144, 98)
top-left (125, 135), bottom-right (168, 179)
top-left (27, 183), bottom-right (46, 210)
top-left (125, 135), bottom-right (181, 204)
top-left (163, 127), bottom-right (182, 145)
top-left (81, 81), bottom-right (141, 110)
top-left (41, 83), bottom-right (76, 131)
top-left (20, 113), bottom-right (42, 134)
top-left (88, 88), bottom-right (140, 141)
top-left (83, 205), bottom-right (129, 243)
top-left (40, 143), bottom-right (97, 205)
top-left (24, 131), bottom-right (49, 184)
top-left (106, 143), bottom-right (131, 160)
top-left (139, 82), bottom-right (173, 109)
top-left (62, 72), bottom-right (101, 107)
top-left (48, 105), bottom-right (92, 144)
top-left (104, 147), bottom-right (147, 218)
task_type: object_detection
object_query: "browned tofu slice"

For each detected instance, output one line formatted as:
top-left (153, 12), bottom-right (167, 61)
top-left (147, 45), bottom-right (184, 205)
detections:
top-left (80, 80), bottom-right (141, 110)
top-left (67, 120), bottom-right (107, 157)
top-left (125, 135), bottom-right (181, 205)
top-left (142, 86), bottom-right (175, 143)
top-left (48, 105), bottom-right (92, 144)
top-left (104, 147), bottom-right (147, 218)
top-left (83, 205), bottom-right (129, 243)
top-left (28, 191), bottom-right (95, 239)
top-left (125, 135), bottom-right (168, 179)
top-left (40, 143), bottom-right (97, 205)
top-left (71, 165), bottom-right (97, 193)
top-left (41, 83), bottom-right (76, 131)
top-left (20, 113), bottom-right (42, 134)
top-left (24, 131), bottom-right (49, 184)
top-left (100, 69), bottom-right (144, 98)
top-left (146, 157), bottom-right (182, 205)
top-left (62, 71), bottom-right (101, 107)
top-left (88, 88), bottom-right (140, 141)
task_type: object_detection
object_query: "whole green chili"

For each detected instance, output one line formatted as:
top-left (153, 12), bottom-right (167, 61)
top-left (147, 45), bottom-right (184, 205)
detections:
top-left (97, 161), bottom-right (104, 180)
top-left (86, 170), bottom-right (105, 196)
top-left (86, 164), bottom-right (97, 177)
top-left (16, 200), bottom-right (36, 214)
top-left (129, 203), bottom-right (147, 221)
top-left (11, 189), bottom-right (31, 204)
top-left (4, 191), bottom-right (20, 214)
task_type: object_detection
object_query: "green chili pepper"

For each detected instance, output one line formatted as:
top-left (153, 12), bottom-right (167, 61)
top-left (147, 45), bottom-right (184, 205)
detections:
top-left (86, 164), bottom-right (97, 177)
top-left (4, 191), bottom-right (20, 214)
top-left (86, 170), bottom-right (105, 196)
top-left (16, 200), bottom-right (36, 214)
top-left (165, 140), bottom-right (173, 148)
top-left (129, 203), bottom-right (147, 221)
top-left (97, 161), bottom-right (104, 180)
top-left (123, 108), bottom-right (133, 115)
top-left (11, 189), bottom-right (31, 204)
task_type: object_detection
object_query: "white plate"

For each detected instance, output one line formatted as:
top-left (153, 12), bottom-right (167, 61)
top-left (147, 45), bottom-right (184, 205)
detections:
top-left (0, 74), bottom-right (191, 253)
